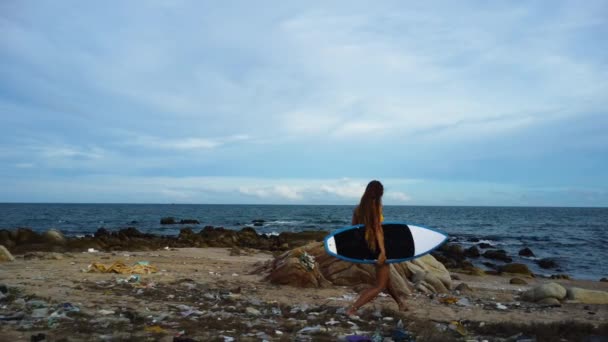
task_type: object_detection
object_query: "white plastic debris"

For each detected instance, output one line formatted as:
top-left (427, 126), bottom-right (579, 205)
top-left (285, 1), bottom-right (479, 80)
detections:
top-left (87, 248), bottom-right (98, 253)
top-left (496, 303), bottom-right (508, 310)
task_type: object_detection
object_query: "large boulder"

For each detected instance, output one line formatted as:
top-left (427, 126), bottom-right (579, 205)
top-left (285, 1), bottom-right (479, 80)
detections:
top-left (522, 282), bottom-right (567, 302)
top-left (42, 229), bottom-right (66, 245)
top-left (0, 245), bottom-right (15, 262)
top-left (258, 241), bottom-right (450, 298)
top-left (567, 287), bottom-right (608, 304)
top-left (11, 228), bottom-right (40, 245)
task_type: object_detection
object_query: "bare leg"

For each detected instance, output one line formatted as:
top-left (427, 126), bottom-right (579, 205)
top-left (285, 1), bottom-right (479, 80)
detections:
top-left (386, 281), bottom-right (408, 311)
top-left (346, 264), bottom-right (389, 316)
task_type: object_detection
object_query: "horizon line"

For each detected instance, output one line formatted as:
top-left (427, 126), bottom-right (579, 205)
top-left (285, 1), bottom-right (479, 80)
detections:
top-left (0, 202), bottom-right (606, 209)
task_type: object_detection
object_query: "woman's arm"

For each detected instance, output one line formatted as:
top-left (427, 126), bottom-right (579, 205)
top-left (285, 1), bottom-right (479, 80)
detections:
top-left (375, 221), bottom-right (386, 264)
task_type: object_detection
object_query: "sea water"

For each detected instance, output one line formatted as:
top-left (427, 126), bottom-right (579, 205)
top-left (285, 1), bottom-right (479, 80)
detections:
top-left (0, 203), bottom-right (606, 280)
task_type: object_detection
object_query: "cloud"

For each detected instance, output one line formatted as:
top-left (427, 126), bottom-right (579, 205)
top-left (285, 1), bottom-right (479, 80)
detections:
top-left (0, 1), bottom-right (606, 205)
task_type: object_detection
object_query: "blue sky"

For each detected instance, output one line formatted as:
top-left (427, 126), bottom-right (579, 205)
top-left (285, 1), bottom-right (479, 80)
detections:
top-left (1, 1), bottom-right (607, 206)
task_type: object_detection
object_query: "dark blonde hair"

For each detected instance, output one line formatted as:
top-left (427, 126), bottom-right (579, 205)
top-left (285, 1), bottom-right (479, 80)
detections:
top-left (354, 180), bottom-right (384, 251)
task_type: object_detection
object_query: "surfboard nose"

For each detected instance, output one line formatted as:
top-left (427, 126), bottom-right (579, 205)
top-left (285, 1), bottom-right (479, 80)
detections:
top-left (408, 225), bottom-right (448, 256)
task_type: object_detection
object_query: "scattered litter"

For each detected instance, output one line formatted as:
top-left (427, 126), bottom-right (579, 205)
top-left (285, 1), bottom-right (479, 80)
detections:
top-left (297, 325), bottom-right (325, 334)
top-left (299, 252), bottom-right (316, 271)
top-left (87, 248), bottom-right (98, 253)
top-left (164, 246), bottom-right (170, 250)
top-left (457, 297), bottom-right (472, 307)
top-left (439, 296), bottom-right (460, 305)
top-left (496, 303), bottom-right (508, 310)
top-left (98, 309), bottom-right (115, 315)
top-left (88, 261), bottom-right (158, 274)
top-left (144, 325), bottom-right (166, 334)
top-left (326, 317), bottom-right (340, 325)
top-left (449, 321), bottom-right (467, 336)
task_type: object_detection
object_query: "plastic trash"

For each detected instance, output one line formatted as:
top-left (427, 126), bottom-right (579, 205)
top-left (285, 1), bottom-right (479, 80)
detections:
top-left (457, 298), bottom-right (472, 307)
top-left (88, 261), bottom-right (158, 275)
top-left (299, 252), bottom-right (316, 271)
top-left (371, 328), bottom-right (383, 342)
top-left (145, 325), bottom-right (166, 334)
top-left (297, 325), bottom-right (325, 334)
top-left (61, 303), bottom-right (80, 313)
top-left (391, 327), bottom-right (414, 342)
top-left (87, 248), bottom-right (98, 253)
top-left (449, 321), bottom-right (467, 336)
top-left (496, 303), bottom-right (508, 310)
top-left (346, 335), bottom-right (372, 342)
top-left (439, 297), bottom-right (459, 305)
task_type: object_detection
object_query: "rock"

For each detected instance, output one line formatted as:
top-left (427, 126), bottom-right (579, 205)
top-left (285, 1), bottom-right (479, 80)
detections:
top-left (499, 263), bottom-right (533, 276)
top-left (12, 228), bottom-right (40, 245)
top-left (537, 297), bottom-right (561, 306)
top-left (550, 274), bottom-right (570, 280)
top-left (179, 219), bottom-right (200, 224)
top-left (538, 258), bottom-right (558, 269)
top-left (245, 307), bottom-right (262, 316)
top-left (464, 246), bottom-right (480, 258)
top-left (455, 283), bottom-right (473, 294)
top-left (42, 229), bottom-right (66, 245)
top-left (468, 237), bottom-right (480, 242)
top-left (522, 282), bottom-right (567, 302)
top-left (567, 287), bottom-right (608, 304)
top-left (482, 249), bottom-right (512, 263)
top-left (510, 277), bottom-right (528, 285)
top-left (477, 242), bottom-right (493, 249)
top-left (601, 278), bottom-right (608, 282)
top-left (463, 265), bottom-right (485, 276)
top-left (518, 247), bottom-right (535, 257)
top-left (0, 229), bottom-right (14, 248)
top-left (94, 228), bottom-right (111, 238)
top-left (0, 245), bottom-right (15, 262)
top-left (160, 217), bottom-right (176, 225)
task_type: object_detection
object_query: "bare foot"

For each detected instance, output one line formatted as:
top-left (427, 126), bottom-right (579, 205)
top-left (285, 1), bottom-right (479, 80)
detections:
top-left (345, 306), bottom-right (358, 317)
top-left (398, 301), bottom-right (409, 312)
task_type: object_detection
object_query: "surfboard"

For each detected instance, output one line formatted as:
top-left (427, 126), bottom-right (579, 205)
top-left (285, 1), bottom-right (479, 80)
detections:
top-left (324, 222), bottom-right (448, 264)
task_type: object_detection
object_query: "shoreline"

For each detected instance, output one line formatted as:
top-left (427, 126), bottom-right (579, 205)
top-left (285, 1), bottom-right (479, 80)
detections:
top-left (1, 226), bottom-right (606, 282)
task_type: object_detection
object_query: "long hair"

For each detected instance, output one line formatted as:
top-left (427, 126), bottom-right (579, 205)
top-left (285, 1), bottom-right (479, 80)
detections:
top-left (354, 180), bottom-right (384, 251)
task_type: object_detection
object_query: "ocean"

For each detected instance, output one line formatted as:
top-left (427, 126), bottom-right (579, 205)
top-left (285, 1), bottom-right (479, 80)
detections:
top-left (1, 203), bottom-right (606, 280)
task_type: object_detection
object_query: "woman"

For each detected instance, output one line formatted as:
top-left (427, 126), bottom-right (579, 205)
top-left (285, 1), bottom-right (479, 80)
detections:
top-left (346, 180), bottom-right (408, 316)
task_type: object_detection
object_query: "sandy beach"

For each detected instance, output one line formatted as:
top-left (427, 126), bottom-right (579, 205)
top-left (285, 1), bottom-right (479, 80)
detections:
top-left (1, 246), bottom-right (606, 341)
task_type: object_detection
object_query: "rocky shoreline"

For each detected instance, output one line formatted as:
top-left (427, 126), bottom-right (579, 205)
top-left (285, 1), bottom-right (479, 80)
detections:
top-left (1, 226), bottom-right (607, 341)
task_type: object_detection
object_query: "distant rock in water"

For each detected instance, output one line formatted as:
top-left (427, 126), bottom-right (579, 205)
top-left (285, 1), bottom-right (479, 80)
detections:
top-left (518, 247), bottom-right (535, 257)
top-left (179, 219), bottom-right (200, 224)
top-left (538, 258), bottom-right (558, 269)
top-left (477, 242), bottom-right (493, 249)
top-left (252, 219), bottom-right (265, 227)
top-left (464, 246), bottom-right (480, 258)
top-left (160, 217), bottom-right (176, 225)
top-left (482, 249), bottom-right (513, 263)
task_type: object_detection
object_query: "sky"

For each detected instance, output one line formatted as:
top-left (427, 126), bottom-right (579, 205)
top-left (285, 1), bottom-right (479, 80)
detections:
top-left (0, 1), bottom-right (607, 206)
